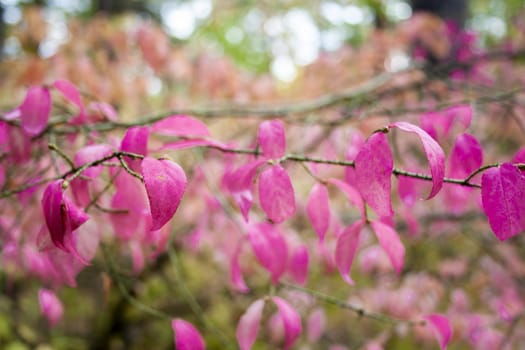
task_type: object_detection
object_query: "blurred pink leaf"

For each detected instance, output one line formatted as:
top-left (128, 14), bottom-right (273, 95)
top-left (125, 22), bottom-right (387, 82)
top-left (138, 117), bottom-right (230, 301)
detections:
top-left (20, 86), bottom-right (51, 136)
top-left (306, 183), bottom-right (330, 242)
top-left (481, 163), bottom-right (525, 241)
top-left (225, 159), bottom-right (266, 221)
top-left (258, 119), bottom-right (286, 159)
top-left (38, 288), bottom-right (63, 327)
top-left (370, 220), bottom-right (405, 274)
top-left (230, 239), bottom-right (249, 293)
top-left (74, 144), bottom-right (112, 178)
top-left (335, 220), bottom-right (364, 284)
top-left (142, 157), bottom-right (187, 231)
top-left (289, 244), bottom-right (309, 285)
top-left (391, 122), bottom-right (445, 199)
top-left (327, 178), bottom-right (365, 220)
top-left (258, 165), bottom-right (295, 223)
top-left (248, 223), bottom-right (288, 284)
top-left (272, 297), bottom-right (302, 350)
top-left (53, 79), bottom-right (84, 120)
top-left (172, 319), bottom-right (205, 350)
top-left (153, 115), bottom-right (210, 138)
top-left (449, 133), bottom-right (483, 178)
top-left (236, 299), bottom-right (265, 350)
top-left (425, 314), bottom-right (452, 350)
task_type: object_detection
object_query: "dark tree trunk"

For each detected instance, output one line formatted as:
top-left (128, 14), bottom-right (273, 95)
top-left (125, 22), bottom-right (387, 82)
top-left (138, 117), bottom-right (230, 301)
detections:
top-left (411, 0), bottom-right (468, 28)
top-left (93, 0), bottom-right (147, 15)
top-left (0, 4), bottom-right (4, 59)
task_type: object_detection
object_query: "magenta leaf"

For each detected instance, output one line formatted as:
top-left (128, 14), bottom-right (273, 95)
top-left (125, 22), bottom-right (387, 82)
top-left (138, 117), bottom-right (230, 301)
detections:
top-left (110, 172), bottom-right (150, 240)
top-left (38, 288), bottom-right (63, 327)
top-left (41, 180), bottom-right (89, 255)
top-left (448, 133), bottom-right (483, 178)
top-left (172, 319), bottom-right (205, 350)
top-left (327, 178), bottom-right (365, 219)
top-left (236, 299), bottom-right (266, 350)
top-left (230, 240), bottom-right (249, 293)
top-left (258, 165), bottom-right (296, 223)
top-left (120, 126), bottom-right (150, 172)
top-left (391, 121), bottom-right (445, 199)
top-left (142, 157), bottom-right (187, 231)
top-left (420, 105), bottom-right (472, 140)
top-left (354, 132), bottom-right (393, 217)
top-left (306, 308), bottom-right (326, 342)
top-left (481, 163), bottom-right (525, 241)
top-left (225, 159), bottom-right (266, 221)
top-left (162, 138), bottom-right (228, 151)
top-left (335, 220), bottom-right (364, 285)
top-left (288, 244), bottom-right (309, 285)
top-left (257, 119), bottom-right (286, 159)
top-left (153, 115), bottom-right (210, 138)
top-left (424, 314), bottom-right (452, 350)
top-left (272, 297), bottom-right (302, 350)
top-left (87, 101), bottom-right (117, 121)
top-left (370, 220), bottom-right (405, 274)
top-left (74, 144), bottom-right (112, 178)
top-left (306, 183), bottom-right (330, 241)
top-left (53, 79), bottom-right (83, 113)
top-left (248, 223), bottom-right (288, 284)
top-left (20, 86), bottom-right (51, 136)
top-left (344, 132), bottom-right (365, 186)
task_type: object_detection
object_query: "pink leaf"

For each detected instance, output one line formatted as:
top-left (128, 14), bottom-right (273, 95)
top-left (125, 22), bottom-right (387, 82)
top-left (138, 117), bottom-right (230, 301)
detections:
top-left (344, 132), bottom-right (365, 186)
top-left (481, 163), bottom-right (525, 241)
top-left (272, 297), bottom-right (302, 350)
top-left (172, 319), bottom-right (205, 350)
top-left (425, 314), bottom-right (452, 350)
top-left (20, 86), bottom-right (51, 136)
top-left (53, 79), bottom-right (83, 111)
top-left (327, 178), bottom-right (365, 220)
top-left (248, 223), bottom-right (288, 284)
top-left (110, 172), bottom-right (151, 240)
top-left (335, 220), bottom-right (364, 285)
top-left (38, 289), bottom-right (63, 327)
top-left (230, 239), bottom-right (249, 293)
top-left (448, 133), bottom-right (483, 178)
top-left (162, 138), bottom-right (228, 151)
top-left (153, 115), bottom-right (210, 138)
top-left (41, 180), bottom-right (89, 255)
top-left (74, 144), bottom-right (112, 178)
top-left (289, 244), bottom-right (309, 285)
top-left (420, 105), bottom-right (472, 141)
top-left (258, 165), bottom-right (296, 223)
top-left (87, 101), bottom-right (117, 121)
top-left (354, 132), bottom-right (393, 217)
top-left (512, 147), bottom-right (525, 164)
top-left (306, 183), bottom-right (330, 242)
top-left (306, 308), bottom-right (326, 342)
top-left (142, 157), bottom-right (187, 231)
top-left (225, 159), bottom-right (266, 221)
top-left (391, 121), bottom-right (445, 199)
top-left (370, 221), bottom-right (405, 274)
top-left (236, 299), bottom-right (266, 350)
top-left (120, 126), bottom-right (149, 172)
top-left (258, 119), bottom-right (286, 159)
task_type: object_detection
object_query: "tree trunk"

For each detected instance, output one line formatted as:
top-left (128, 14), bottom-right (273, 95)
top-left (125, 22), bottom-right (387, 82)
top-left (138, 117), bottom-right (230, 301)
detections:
top-left (411, 0), bottom-right (468, 28)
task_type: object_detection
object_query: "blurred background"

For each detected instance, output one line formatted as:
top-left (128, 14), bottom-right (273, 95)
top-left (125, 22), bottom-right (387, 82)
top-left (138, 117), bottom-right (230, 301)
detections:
top-left (0, 0), bottom-right (522, 81)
